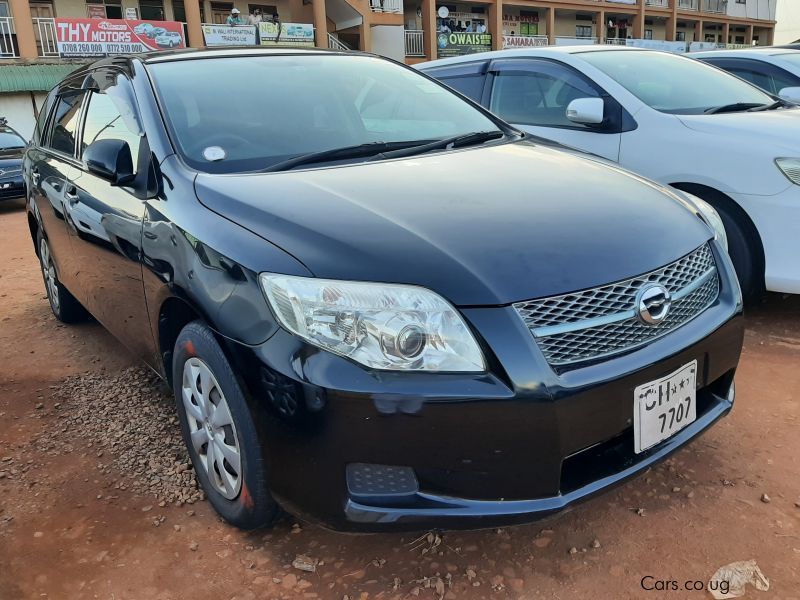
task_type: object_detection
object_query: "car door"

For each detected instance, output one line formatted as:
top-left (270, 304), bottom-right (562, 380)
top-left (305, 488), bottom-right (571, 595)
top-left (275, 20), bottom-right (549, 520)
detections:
top-left (484, 58), bottom-right (624, 162)
top-left (27, 84), bottom-right (85, 295)
top-left (700, 57), bottom-right (800, 97)
top-left (63, 68), bottom-right (156, 361)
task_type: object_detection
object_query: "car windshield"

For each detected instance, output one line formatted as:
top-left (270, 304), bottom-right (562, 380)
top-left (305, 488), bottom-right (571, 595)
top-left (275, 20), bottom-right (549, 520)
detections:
top-left (0, 130), bottom-right (25, 151)
top-left (580, 50), bottom-right (775, 115)
top-left (148, 54), bottom-right (503, 173)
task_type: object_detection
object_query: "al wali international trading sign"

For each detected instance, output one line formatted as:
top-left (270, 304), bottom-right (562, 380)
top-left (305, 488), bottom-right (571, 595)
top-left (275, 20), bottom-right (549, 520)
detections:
top-left (437, 32), bottom-right (491, 58)
top-left (55, 18), bottom-right (185, 57)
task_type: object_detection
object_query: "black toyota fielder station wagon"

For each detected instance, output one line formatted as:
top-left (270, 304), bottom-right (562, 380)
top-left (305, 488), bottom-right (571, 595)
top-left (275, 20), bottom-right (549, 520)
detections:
top-left (25, 48), bottom-right (743, 531)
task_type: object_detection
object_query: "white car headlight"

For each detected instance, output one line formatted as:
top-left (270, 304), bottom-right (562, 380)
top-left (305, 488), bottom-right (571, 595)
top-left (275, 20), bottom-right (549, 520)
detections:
top-left (682, 192), bottom-right (728, 253)
top-left (260, 274), bottom-right (485, 372)
top-left (775, 158), bottom-right (800, 186)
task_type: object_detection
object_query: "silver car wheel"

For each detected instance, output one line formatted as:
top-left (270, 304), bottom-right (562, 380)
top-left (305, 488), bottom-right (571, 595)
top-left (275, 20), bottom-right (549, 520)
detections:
top-left (181, 357), bottom-right (242, 500)
top-left (39, 237), bottom-right (60, 312)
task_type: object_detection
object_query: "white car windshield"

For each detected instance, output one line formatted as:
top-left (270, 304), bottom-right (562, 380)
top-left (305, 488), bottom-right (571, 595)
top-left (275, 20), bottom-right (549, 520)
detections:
top-left (580, 50), bottom-right (776, 115)
top-left (148, 54), bottom-right (503, 173)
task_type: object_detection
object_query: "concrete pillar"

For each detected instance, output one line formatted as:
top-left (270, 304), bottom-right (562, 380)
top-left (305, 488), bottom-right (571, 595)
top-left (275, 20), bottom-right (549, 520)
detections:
top-left (8, 0), bottom-right (38, 58)
top-left (745, 24), bottom-right (753, 45)
top-left (185, 0), bottom-right (204, 48)
top-left (634, 0), bottom-right (645, 39)
top-left (488, 0), bottom-right (502, 50)
top-left (422, 0), bottom-right (436, 60)
top-left (360, 18), bottom-right (371, 51)
top-left (666, 0), bottom-right (677, 41)
top-left (547, 6), bottom-right (555, 45)
top-left (766, 27), bottom-right (774, 46)
top-left (722, 22), bottom-right (729, 45)
top-left (694, 19), bottom-right (703, 42)
top-left (597, 9), bottom-right (605, 43)
top-left (313, 0), bottom-right (328, 47)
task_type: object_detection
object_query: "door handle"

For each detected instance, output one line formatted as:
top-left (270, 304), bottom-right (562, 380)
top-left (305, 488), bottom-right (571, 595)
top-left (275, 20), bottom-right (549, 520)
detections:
top-left (64, 185), bottom-right (79, 204)
top-left (31, 168), bottom-right (40, 185)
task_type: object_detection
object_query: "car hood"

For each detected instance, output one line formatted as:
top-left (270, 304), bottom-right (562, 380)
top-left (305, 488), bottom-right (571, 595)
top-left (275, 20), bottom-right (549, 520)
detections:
top-left (678, 108), bottom-right (800, 154)
top-left (194, 141), bottom-right (713, 306)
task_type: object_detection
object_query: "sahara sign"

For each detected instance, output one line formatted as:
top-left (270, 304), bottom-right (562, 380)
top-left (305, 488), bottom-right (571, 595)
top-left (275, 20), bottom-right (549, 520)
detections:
top-left (436, 32), bottom-right (492, 57)
top-left (54, 18), bottom-right (185, 57)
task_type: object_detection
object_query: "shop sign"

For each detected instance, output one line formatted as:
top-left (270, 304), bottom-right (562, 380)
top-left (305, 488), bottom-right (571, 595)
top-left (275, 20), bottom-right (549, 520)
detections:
top-left (259, 22), bottom-right (314, 46)
top-left (437, 32), bottom-right (491, 57)
top-left (503, 35), bottom-right (548, 49)
top-left (54, 18), bottom-right (185, 57)
top-left (202, 24), bottom-right (257, 46)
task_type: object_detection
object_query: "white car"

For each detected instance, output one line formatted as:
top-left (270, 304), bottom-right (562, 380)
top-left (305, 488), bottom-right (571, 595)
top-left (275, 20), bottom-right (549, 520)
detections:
top-left (691, 48), bottom-right (800, 102)
top-left (418, 47), bottom-right (800, 299)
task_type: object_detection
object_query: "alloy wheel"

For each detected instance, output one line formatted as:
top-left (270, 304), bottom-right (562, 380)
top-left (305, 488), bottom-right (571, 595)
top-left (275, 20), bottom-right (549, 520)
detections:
top-left (39, 237), bottom-right (60, 312)
top-left (181, 357), bottom-right (242, 499)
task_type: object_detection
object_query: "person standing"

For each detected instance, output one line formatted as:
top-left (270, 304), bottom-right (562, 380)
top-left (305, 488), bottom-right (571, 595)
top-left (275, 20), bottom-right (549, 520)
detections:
top-left (226, 8), bottom-right (243, 25)
top-left (247, 8), bottom-right (262, 25)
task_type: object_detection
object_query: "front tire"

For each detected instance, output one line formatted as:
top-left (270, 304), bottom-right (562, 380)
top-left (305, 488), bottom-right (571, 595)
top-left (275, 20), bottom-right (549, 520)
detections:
top-left (36, 229), bottom-right (87, 323)
top-left (714, 205), bottom-right (763, 304)
top-left (172, 321), bottom-right (280, 529)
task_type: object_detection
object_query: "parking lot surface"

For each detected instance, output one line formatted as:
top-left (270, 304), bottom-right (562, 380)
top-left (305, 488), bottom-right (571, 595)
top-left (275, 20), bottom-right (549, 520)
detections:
top-left (0, 198), bottom-right (798, 600)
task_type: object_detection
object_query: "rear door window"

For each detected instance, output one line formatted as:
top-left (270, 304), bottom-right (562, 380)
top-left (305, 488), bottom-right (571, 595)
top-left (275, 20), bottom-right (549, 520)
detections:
top-left (46, 93), bottom-right (85, 157)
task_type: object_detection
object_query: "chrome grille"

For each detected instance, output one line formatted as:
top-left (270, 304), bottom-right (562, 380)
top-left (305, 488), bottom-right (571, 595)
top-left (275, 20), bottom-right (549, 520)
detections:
top-left (514, 244), bottom-right (719, 367)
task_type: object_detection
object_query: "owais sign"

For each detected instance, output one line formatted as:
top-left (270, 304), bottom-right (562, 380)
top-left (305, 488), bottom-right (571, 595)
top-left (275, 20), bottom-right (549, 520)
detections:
top-left (54, 18), bottom-right (185, 58)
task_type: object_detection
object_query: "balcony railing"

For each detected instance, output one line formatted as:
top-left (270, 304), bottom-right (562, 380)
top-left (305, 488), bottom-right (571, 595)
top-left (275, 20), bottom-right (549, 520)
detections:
top-left (404, 29), bottom-right (424, 56)
top-left (0, 16), bottom-right (16, 58)
top-left (604, 37), bottom-right (628, 45)
top-left (646, 0), bottom-right (670, 7)
top-left (677, 0), bottom-right (699, 10)
top-left (555, 36), bottom-right (598, 46)
top-left (33, 17), bottom-right (58, 57)
top-left (702, 0), bottom-right (726, 13)
top-left (327, 33), bottom-right (351, 51)
top-left (369, 0), bottom-right (402, 14)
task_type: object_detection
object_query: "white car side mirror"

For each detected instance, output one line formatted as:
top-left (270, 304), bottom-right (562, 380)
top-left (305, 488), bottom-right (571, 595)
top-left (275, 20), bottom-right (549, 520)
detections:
top-left (566, 98), bottom-right (605, 125)
top-left (778, 86), bottom-right (800, 104)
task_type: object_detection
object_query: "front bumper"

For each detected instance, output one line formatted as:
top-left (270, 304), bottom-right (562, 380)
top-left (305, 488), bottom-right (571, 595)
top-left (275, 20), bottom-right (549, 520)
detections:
top-left (226, 243), bottom-right (743, 531)
top-left (730, 185), bottom-right (800, 294)
top-left (0, 175), bottom-right (25, 200)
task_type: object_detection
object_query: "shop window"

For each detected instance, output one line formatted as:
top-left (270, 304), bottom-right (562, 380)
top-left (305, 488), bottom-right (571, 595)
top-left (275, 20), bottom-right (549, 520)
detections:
top-left (0, 2), bottom-right (9, 17)
top-left (140, 0), bottom-right (165, 21)
top-left (173, 0), bottom-right (206, 24)
top-left (211, 1), bottom-right (233, 23)
top-left (85, 0), bottom-right (123, 19)
top-left (676, 31), bottom-right (685, 41)
top-left (576, 25), bottom-right (592, 38)
top-left (644, 29), bottom-right (653, 40)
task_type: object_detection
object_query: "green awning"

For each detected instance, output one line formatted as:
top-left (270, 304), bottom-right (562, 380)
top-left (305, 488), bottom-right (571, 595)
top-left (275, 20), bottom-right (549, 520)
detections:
top-left (0, 63), bottom-right (82, 93)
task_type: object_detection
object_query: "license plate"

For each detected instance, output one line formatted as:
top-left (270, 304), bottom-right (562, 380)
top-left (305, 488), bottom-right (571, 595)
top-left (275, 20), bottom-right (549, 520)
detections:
top-left (633, 360), bottom-right (697, 454)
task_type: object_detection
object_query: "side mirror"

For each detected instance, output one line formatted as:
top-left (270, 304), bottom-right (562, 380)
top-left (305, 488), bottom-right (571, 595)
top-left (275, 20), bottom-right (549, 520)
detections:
top-left (84, 138), bottom-right (135, 186)
top-left (566, 97), bottom-right (606, 126)
top-left (778, 86), bottom-right (800, 104)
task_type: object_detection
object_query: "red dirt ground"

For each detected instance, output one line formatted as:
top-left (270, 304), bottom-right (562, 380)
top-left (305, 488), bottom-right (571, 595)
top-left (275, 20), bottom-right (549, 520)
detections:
top-left (0, 198), bottom-right (797, 600)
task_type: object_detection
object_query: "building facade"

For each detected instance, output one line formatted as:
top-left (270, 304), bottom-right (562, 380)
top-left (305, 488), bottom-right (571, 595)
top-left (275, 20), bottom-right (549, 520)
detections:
top-left (0, 0), bottom-right (779, 137)
top-left (774, 0), bottom-right (799, 44)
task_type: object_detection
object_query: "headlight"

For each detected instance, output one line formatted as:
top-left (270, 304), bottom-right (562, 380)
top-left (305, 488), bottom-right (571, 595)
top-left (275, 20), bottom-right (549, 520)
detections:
top-left (775, 158), bottom-right (800, 186)
top-left (682, 192), bottom-right (728, 253)
top-left (259, 274), bottom-right (485, 372)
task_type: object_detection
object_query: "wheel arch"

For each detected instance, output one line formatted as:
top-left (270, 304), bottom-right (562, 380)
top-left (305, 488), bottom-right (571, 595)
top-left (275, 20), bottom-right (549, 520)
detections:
top-left (670, 181), bottom-right (765, 273)
top-left (157, 295), bottom-right (204, 387)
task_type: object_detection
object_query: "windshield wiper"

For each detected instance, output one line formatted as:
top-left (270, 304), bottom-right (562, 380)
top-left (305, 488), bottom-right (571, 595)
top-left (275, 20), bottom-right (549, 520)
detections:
top-left (258, 140), bottom-right (434, 173)
top-left (747, 100), bottom-right (786, 112)
top-left (704, 102), bottom-right (771, 115)
top-left (372, 130), bottom-right (507, 161)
